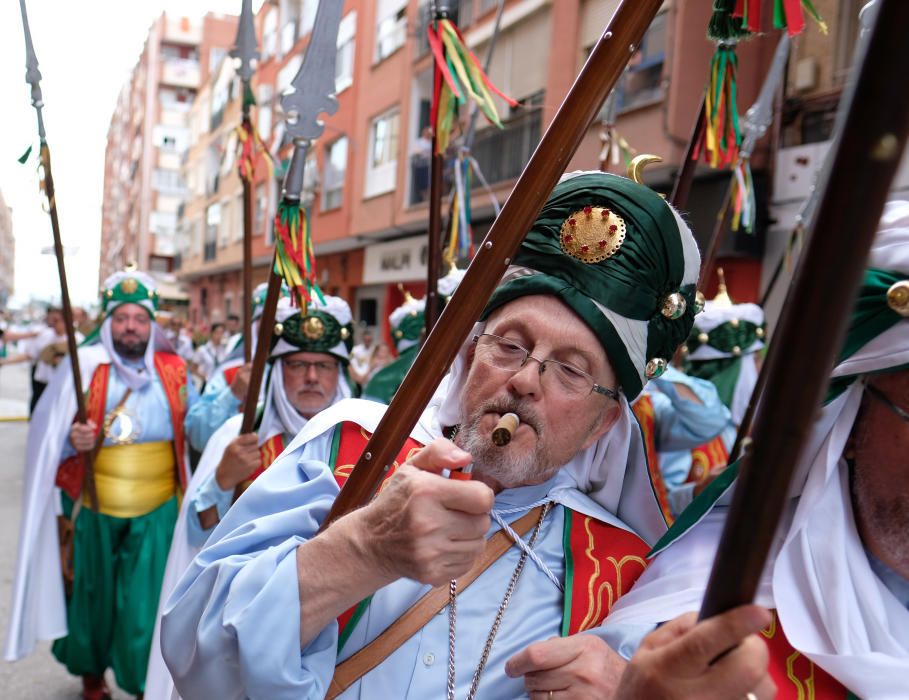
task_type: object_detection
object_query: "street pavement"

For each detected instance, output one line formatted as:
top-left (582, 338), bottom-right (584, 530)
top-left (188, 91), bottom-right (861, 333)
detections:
top-left (0, 363), bottom-right (131, 699)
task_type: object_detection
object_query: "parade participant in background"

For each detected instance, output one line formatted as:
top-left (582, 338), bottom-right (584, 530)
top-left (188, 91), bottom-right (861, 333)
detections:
top-left (605, 201), bottom-right (909, 699)
top-left (190, 322), bottom-right (228, 386)
top-left (144, 296), bottom-right (355, 700)
top-left (349, 327), bottom-right (375, 387)
top-left (0, 307), bottom-right (82, 414)
top-left (4, 269), bottom-right (197, 700)
top-left (632, 365), bottom-right (732, 520)
top-left (161, 172), bottom-right (772, 700)
top-left (184, 282), bottom-right (290, 454)
top-left (363, 267), bottom-right (466, 404)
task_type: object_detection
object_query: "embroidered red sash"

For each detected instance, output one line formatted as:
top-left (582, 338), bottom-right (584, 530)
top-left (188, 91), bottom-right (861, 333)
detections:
top-left (631, 394), bottom-right (673, 523)
top-left (561, 509), bottom-right (649, 635)
top-left (762, 610), bottom-right (850, 699)
top-left (686, 434), bottom-right (729, 483)
top-left (56, 352), bottom-right (189, 499)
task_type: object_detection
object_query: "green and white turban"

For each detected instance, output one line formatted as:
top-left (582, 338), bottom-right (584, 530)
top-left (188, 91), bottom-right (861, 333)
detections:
top-left (483, 171), bottom-right (701, 399)
top-left (99, 269), bottom-right (160, 319)
top-left (389, 295), bottom-right (426, 353)
top-left (684, 300), bottom-right (766, 424)
top-left (271, 295), bottom-right (354, 364)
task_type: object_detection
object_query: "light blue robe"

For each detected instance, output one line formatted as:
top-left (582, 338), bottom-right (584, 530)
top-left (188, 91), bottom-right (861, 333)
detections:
top-left (647, 368), bottom-right (732, 516)
top-left (62, 356), bottom-right (198, 458)
top-left (161, 428), bottom-right (650, 699)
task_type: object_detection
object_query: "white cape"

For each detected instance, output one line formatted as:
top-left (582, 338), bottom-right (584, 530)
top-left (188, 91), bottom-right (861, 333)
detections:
top-left (4, 344), bottom-right (109, 661)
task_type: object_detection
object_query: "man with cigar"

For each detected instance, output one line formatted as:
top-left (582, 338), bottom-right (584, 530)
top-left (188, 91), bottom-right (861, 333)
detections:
top-left (162, 172), bottom-right (774, 699)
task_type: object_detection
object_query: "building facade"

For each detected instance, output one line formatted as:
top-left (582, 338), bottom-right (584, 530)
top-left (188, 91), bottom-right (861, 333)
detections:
top-left (99, 12), bottom-right (238, 305)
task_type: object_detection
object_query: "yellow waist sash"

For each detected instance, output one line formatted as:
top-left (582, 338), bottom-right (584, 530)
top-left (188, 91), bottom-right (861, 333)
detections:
top-left (89, 441), bottom-right (176, 518)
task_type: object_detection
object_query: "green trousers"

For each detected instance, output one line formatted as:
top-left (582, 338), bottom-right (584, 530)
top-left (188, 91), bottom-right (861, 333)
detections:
top-left (52, 495), bottom-right (177, 695)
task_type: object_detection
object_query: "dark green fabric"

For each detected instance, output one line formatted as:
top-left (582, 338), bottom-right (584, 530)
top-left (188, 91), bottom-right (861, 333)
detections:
top-left (686, 356), bottom-right (742, 410)
top-left (363, 345), bottom-right (419, 404)
top-left (101, 279), bottom-right (159, 315)
top-left (394, 311), bottom-right (425, 344)
top-left (687, 320), bottom-right (764, 355)
top-left (482, 173), bottom-right (694, 399)
top-left (53, 495), bottom-right (178, 694)
top-left (825, 267), bottom-right (907, 402)
top-left (275, 309), bottom-right (354, 360)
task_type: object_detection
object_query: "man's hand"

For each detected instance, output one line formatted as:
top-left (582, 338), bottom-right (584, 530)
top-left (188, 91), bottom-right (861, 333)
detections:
top-left (69, 420), bottom-right (97, 452)
top-left (229, 363), bottom-right (252, 401)
top-left (613, 605), bottom-right (775, 700)
top-left (214, 433), bottom-right (260, 490)
top-left (505, 633), bottom-right (625, 699)
top-left (353, 438), bottom-right (494, 587)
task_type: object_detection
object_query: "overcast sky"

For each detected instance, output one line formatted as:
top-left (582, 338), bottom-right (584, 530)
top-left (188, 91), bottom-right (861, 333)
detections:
top-left (1, 0), bottom-right (263, 309)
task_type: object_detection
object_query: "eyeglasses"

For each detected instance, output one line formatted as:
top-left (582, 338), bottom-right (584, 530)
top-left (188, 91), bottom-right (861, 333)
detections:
top-left (864, 381), bottom-right (909, 422)
top-left (283, 358), bottom-right (339, 375)
top-left (472, 333), bottom-right (620, 400)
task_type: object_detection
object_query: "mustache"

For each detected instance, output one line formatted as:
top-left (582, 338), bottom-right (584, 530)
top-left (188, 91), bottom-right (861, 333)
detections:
top-left (477, 397), bottom-right (542, 435)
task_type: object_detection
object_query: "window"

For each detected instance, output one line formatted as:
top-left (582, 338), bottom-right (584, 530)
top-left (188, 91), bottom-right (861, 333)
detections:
top-left (219, 199), bottom-right (232, 248)
top-left (336, 11), bottom-right (357, 93)
top-left (233, 193), bottom-right (244, 242)
top-left (375, 0), bottom-right (407, 62)
top-left (322, 136), bottom-right (348, 210)
top-left (365, 109), bottom-right (400, 197)
top-left (616, 11), bottom-right (666, 112)
top-left (257, 84), bottom-right (274, 141)
top-left (300, 0), bottom-right (318, 37)
top-left (472, 91), bottom-right (544, 186)
top-left (262, 8), bottom-right (278, 59)
top-left (255, 182), bottom-right (269, 234)
top-left (205, 204), bottom-right (220, 261)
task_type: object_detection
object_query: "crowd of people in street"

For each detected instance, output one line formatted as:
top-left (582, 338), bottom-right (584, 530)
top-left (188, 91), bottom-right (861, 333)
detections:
top-left (1, 171), bottom-right (905, 700)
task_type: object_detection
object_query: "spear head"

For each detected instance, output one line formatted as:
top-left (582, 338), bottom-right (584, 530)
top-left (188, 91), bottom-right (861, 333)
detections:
top-left (740, 34), bottom-right (790, 158)
top-left (19, 0), bottom-right (46, 139)
top-left (230, 0), bottom-right (260, 85)
top-left (280, 0), bottom-right (343, 144)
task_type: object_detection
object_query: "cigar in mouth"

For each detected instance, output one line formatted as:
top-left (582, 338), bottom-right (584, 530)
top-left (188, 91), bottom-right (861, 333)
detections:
top-left (492, 412), bottom-right (520, 447)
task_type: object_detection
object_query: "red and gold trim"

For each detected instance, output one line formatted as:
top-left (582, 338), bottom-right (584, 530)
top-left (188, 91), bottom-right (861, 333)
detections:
top-left (332, 422), bottom-right (423, 492)
top-left (761, 610), bottom-right (849, 699)
top-left (56, 364), bottom-right (110, 501)
top-left (223, 364), bottom-right (241, 387)
top-left (631, 394), bottom-right (674, 523)
top-left (154, 351), bottom-right (189, 489)
top-left (561, 509), bottom-right (649, 636)
top-left (687, 434), bottom-right (729, 483)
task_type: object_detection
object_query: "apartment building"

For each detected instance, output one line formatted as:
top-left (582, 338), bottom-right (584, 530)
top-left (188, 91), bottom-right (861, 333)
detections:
top-left (171, 0), bottom-right (816, 339)
top-left (98, 12), bottom-right (238, 307)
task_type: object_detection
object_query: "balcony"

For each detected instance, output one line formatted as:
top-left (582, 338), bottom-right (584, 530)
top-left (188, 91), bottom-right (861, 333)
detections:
top-left (161, 58), bottom-right (200, 89)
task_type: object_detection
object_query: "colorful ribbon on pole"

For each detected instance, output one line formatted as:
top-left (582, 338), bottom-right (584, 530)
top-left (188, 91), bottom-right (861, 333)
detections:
top-left (709, 0), bottom-right (827, 40)
top-left (427, 17), bottom-right (517, 155)
top-left (235, 87), bottom-right (275, 183)
top-left (273, 201), bottom-right (323, 308)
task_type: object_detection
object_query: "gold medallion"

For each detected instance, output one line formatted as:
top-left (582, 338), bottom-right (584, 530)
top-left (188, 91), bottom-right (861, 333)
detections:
top-left (120, 278), bottom-right (139, 295)
top-left (887, 280), bottom-right (909, 317)
top-left (559, 206), bottom-right (626, 264)
top-left (303, 316), bottom-right (325, 340)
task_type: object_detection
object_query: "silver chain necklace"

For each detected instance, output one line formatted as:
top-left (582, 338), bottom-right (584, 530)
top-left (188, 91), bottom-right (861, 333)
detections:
top-left (446, 501), bottom-right (552, 700)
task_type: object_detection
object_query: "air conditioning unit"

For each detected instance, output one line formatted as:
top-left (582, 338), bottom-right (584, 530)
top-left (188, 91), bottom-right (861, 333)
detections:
top-left (773, 141), bottom-right (831, 204)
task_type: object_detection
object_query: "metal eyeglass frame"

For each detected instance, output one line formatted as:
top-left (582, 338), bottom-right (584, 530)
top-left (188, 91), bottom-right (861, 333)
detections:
top-left (472, 333), bottom-right (621, 400)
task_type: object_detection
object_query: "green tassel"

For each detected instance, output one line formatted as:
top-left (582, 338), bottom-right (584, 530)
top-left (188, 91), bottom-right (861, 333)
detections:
top-left (707, 0), bottom-right (749, 41)
top-left (17, 145), bottom-right (32, 164)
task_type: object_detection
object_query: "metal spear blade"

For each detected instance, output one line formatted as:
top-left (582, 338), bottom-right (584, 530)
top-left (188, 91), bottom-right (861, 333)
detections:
top-left (280, 0), bottom-right (344, 143)
top-left (230, 0), bottom-right (260, 84)
top-left (19, 0), bottom-right (45, 138)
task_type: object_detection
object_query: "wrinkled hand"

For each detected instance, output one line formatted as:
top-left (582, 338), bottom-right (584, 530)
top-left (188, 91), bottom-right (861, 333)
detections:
top-left (355, 438), bottom-right (494, 587)
top-left (613, 605), bottom-right (775, 700)
top-left (215, 432), bottom-right (260, 490)
top-left (229, 363), bottom-right (252, 401)
top-left (69, 420), bottom-right (97, 452)
top-left (505, 633), bottom-right (625, 699)
top-left (693, 464), bottom-right (726, 497)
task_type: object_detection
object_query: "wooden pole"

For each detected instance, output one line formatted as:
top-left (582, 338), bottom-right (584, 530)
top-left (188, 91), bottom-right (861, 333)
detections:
top-left (241, 116), bottom-right (255, 364)
top-left (669, 101), bottom-right (706, 209)
top-left (699, 0), bottom-right (909, 620)
top-left (323, 0), bottom-right (665, 528)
